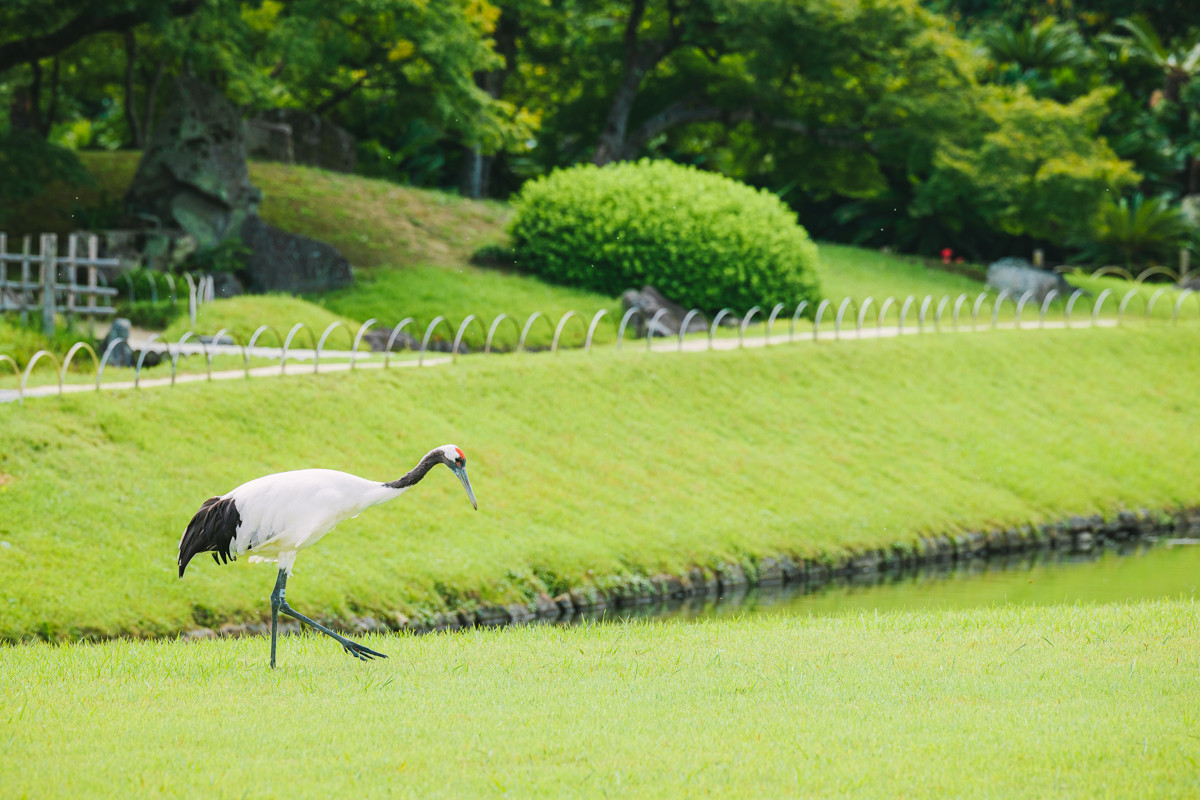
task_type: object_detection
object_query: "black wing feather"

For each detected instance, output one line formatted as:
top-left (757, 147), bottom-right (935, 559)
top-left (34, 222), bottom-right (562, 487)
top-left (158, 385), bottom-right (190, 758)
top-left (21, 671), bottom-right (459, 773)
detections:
top-left (178, 496), bottom-right (242, 577)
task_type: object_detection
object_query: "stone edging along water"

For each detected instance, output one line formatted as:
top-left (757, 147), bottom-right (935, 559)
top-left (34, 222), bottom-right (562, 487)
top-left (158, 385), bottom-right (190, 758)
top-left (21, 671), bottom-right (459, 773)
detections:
top-left (177, 506), bottom-right (1200, 644)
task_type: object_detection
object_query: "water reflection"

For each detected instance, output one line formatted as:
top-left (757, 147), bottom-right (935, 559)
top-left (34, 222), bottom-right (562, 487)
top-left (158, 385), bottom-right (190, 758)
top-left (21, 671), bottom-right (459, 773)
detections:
top-left (578, 541), bottom-right (1200, 625)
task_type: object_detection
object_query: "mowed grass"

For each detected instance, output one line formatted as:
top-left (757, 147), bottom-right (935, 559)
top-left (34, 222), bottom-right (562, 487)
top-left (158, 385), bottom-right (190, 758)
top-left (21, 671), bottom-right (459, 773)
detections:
top-left (0, 601), bottom-right (1197, 798)
top-left (1, 326), bottom-right (1199, 641)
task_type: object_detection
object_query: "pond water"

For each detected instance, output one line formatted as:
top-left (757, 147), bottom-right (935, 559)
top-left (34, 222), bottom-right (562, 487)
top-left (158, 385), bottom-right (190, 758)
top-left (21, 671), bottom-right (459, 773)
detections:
top-left (595, 541), bottom-right (1200, 623)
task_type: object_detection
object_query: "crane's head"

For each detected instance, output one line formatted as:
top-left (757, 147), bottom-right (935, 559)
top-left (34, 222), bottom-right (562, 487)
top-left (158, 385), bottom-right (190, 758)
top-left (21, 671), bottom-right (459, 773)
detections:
top-left (437, 444), bottom-right (477, 510)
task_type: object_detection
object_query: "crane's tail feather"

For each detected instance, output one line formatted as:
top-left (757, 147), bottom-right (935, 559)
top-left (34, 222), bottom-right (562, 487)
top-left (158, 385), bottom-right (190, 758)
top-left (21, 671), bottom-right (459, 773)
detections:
top-left (178, 496), bottom-right (242, 578)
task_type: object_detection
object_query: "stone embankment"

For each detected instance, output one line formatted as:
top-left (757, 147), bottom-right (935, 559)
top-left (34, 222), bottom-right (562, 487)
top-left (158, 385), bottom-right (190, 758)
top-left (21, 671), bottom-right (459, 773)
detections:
top-left (179, 507), bottom-right (1200, 643)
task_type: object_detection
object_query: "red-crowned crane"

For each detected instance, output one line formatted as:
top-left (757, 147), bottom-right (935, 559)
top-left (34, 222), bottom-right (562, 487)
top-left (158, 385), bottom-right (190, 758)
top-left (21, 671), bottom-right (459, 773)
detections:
top-left (178, 444), bottom-right (477, 668)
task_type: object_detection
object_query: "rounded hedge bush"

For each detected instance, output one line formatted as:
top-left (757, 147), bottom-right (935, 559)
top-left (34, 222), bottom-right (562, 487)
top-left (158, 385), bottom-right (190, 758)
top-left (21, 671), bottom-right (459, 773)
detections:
top-left (507, 159), bottom-right (820, 314)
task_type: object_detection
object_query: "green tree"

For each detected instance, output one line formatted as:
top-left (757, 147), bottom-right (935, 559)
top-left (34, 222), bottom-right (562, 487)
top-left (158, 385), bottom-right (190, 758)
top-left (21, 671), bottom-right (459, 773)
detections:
top-left (916, 87), bottom-right (1138, 246)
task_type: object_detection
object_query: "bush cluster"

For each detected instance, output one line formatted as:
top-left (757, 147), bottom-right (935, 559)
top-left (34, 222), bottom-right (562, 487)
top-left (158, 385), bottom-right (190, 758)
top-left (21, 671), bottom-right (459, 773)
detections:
top-left (507, 160), bottom-right (821, 313)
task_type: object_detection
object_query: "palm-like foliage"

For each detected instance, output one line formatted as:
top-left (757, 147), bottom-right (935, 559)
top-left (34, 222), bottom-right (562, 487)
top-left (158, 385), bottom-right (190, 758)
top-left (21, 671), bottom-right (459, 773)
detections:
top-left (1076, 193), bottom-right (1197, 269)
top-left (1104, 18), bottom-right (1200, 100)
top-left (980, 17), bottom-right (1090, 73)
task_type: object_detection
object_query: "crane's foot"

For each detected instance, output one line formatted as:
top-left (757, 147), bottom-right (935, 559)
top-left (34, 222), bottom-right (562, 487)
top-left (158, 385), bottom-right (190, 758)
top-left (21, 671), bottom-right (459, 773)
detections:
top-left (340, 639), bottom-right (388, 661)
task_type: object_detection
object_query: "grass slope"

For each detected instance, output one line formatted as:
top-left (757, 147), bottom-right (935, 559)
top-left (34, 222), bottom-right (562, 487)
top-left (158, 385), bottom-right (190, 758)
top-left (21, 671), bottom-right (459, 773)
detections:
top-left (0, 601), bottom-right (1196, 798)
top-left (0, 326), bottom-right (1198, 641)
top-left (13, 152), bottom-right (510, 270)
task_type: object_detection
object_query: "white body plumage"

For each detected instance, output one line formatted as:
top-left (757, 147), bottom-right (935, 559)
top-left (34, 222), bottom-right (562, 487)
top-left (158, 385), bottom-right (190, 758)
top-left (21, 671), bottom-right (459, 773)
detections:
top-left (227, 469), bottom-right (407, 573)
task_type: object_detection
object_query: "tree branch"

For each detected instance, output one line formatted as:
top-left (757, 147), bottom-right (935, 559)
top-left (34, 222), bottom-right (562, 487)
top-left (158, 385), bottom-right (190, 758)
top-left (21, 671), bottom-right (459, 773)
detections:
top-left (313, 74), bottom-right (369, 115)
top-left (0, 0), bottom-right (203, 73)
top-left (621, 100), bottom-right (872, 160)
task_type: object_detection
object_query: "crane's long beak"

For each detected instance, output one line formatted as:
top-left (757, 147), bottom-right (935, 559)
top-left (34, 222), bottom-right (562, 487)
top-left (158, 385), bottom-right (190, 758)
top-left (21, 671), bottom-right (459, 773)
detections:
top-left (452, 465), bottom-right (477, 510)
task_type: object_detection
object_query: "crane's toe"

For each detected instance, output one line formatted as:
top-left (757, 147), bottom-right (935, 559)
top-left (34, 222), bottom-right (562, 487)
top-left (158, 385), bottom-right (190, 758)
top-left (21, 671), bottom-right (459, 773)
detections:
top-left (342, 640), bottom-right (388, 661)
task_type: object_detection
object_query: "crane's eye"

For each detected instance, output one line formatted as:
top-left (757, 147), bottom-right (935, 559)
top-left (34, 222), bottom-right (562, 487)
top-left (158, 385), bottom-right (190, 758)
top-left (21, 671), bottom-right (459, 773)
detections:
top-left (456, 457), bottom-right (465, 467)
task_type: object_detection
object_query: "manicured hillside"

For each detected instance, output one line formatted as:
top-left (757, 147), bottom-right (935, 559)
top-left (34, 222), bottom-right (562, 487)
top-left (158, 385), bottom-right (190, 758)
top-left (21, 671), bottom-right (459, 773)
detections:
top-left (0, 325), bottom-right (1197, 641)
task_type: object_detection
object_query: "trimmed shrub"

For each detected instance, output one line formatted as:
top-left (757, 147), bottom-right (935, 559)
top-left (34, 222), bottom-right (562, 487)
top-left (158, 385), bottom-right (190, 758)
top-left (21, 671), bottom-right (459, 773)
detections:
top-left (507, 160), bottom-right (820, 313)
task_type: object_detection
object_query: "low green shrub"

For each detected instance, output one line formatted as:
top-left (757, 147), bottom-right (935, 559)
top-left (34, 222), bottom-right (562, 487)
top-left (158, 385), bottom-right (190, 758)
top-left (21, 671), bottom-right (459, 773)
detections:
top-left (508, 159), bottom-right (821, 313)
top-left (117, 300), bottom-right (184, 331)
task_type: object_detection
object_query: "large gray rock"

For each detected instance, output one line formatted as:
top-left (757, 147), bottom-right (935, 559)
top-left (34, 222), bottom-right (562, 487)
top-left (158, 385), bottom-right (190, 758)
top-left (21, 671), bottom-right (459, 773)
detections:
top-left (239, 216), bottom-right (353, 293)
top-left (986, 257), bottom-right (1079, 303)
top-left (620, 285), bottom-right (712, 338)
top-left (123, 77), bottom-right (262, 247)
top-left (244, 119), bottom-right (294, 164)
top-left (247, 110), bottom-right (356, 173)
top-left (98, 318), bottom-right (134, 367)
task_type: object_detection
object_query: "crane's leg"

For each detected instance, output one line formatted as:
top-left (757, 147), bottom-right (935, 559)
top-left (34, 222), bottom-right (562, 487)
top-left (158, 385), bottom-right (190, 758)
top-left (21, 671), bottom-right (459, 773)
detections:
top-left (268, 568), bottom-right (386, 666)
top-left (269, 569), bottom-right (285, 669)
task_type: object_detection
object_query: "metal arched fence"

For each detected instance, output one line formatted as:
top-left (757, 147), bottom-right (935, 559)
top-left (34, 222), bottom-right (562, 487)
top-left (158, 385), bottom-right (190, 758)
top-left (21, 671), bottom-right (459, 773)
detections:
top-left (6, 289), bottom-right (1199, 405)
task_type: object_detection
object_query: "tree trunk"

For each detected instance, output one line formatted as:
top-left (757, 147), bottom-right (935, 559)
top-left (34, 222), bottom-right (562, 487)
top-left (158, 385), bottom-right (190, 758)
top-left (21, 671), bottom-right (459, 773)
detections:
top-left (591, 0), bottom-right (684, 166)
top-left (593, 68), bottom-right (645, 165)
top-left (142, 57), bottom-right (166, 145)
top-left (124, 31), bottom-right (143, 148)
top-left (27, 60), bottom-right (44, 134)
top-left (461, 145), bottom-right (486, 198)
top-left (41, 57), bottom-right (61, 138)
top-left (457, 6), bottom-right (521, 198)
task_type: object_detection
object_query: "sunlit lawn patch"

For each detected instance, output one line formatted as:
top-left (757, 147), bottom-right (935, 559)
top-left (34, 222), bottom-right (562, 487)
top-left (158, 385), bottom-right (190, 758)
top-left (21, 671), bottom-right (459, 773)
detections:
top-left (0, 601), bottom-right (1195, 798)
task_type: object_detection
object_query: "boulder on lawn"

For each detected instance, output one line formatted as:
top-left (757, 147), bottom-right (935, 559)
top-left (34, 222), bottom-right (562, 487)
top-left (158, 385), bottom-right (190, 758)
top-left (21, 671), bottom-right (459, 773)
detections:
top-left (238, 216), bottom-right (353, 294)
top-left (986, 257), bottom-right (1081, 304)
top-left (620, 285), bottom-right (713, 338)
top-left (123, 77), bottom-right (262, 247)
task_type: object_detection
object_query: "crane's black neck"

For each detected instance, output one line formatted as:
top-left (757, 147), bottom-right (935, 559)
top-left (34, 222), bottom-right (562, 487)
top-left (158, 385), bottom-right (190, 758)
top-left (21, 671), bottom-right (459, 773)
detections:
top-left (383, 449), bottom-right (443, 490)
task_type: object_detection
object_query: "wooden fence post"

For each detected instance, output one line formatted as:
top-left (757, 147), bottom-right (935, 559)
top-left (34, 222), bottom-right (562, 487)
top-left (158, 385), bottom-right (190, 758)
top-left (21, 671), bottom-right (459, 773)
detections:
top-left (65, 233), bottom-right (78, 330)
top-left (87, 235), bottom-right (99, 336)
top-left (1181, 248), bottom-right (1191, 283)
top-left (20, 235), bottom-right (32, 327)
top-left (41, 234), bottom-right (57, 338)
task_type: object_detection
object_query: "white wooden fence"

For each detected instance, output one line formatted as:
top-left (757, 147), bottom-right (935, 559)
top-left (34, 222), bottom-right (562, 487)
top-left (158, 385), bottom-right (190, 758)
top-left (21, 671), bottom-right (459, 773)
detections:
top-left (0, 233), bottom-right (119, 336)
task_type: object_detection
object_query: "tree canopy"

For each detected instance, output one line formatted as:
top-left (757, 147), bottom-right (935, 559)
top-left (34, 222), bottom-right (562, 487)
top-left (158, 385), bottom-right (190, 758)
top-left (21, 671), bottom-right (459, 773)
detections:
top-left (1, 0), bottom-right (1195, 263)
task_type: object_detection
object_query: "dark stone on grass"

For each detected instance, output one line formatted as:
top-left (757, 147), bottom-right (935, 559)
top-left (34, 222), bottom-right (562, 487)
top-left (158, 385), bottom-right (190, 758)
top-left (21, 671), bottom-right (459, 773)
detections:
top-left (619, 285), bottom-right (713, 338)
top-left (98, 318), bottom-right (134, 367)
top-left (239, 215), bottom-right (353, 294)
top-left (986, 257), bottom-right (1081, 304)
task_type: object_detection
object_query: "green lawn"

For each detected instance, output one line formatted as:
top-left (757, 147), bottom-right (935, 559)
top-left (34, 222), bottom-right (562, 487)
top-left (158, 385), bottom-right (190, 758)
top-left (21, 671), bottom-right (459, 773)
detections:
top-left (0, 601), bottom-right (1195, 798)
top-left (1, 326), bottom-right (1198, 642)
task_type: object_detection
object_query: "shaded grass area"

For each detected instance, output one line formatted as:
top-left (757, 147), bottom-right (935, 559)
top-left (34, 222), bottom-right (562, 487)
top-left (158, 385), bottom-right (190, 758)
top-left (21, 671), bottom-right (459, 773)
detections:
top-left (0, 326), bottom-right (1198, 641)
top-left (0, 601), bottom-right (1196, 798)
